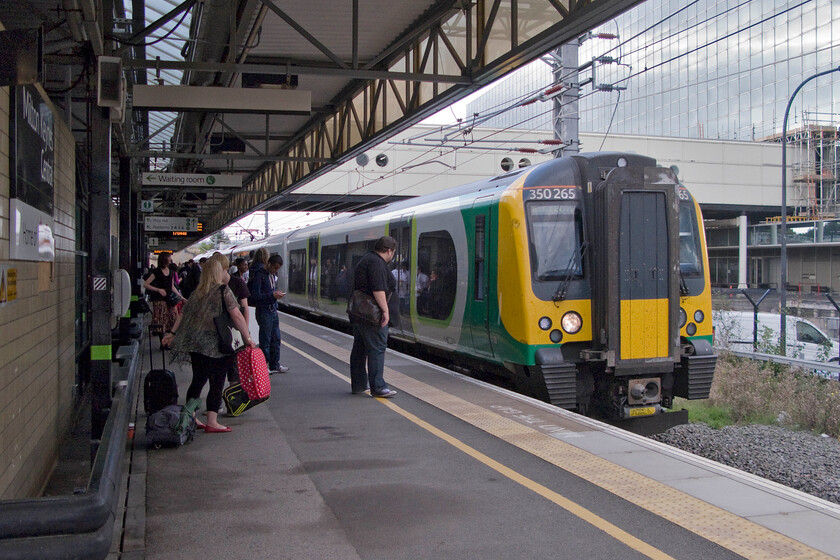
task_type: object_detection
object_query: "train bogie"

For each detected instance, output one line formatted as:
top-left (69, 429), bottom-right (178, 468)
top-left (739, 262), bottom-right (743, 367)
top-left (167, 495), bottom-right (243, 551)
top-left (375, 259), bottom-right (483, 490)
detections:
top-left (265, 152), bottom-right (715, 421)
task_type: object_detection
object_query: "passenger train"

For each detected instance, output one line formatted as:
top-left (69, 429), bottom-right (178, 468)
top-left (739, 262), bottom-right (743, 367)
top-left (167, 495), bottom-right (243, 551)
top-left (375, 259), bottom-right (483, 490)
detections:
top-left (225, 152), bottom-right (716, 419)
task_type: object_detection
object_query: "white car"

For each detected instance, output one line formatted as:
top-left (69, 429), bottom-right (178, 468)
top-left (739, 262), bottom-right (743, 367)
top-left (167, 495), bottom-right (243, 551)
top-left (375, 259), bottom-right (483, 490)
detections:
top-left (713, 310), bottom-right (840, 365)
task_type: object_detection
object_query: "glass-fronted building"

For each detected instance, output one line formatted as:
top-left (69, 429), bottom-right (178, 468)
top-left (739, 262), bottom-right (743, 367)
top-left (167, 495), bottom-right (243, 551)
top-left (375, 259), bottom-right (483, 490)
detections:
top-left (466, 0), bottom-right (840, 294)
top-left (469, 0), bottom-right (838, 142)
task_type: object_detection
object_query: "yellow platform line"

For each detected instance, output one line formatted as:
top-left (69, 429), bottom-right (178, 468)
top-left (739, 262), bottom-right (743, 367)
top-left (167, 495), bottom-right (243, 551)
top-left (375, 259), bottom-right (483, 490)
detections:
top-left (283, 341), bottom-right (674, 560)
top-left (281, 323), bottom-right (832, 560)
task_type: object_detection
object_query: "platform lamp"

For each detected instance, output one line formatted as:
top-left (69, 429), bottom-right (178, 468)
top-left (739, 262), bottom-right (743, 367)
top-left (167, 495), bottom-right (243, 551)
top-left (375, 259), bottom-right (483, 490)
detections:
top-left (780, 67), bottom-right (840, 353)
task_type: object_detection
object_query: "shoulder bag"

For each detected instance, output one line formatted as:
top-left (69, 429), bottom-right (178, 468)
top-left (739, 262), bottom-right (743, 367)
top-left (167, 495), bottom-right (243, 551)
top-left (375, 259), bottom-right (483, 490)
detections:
top-left (214, 285), bottom-right (245, 354)
top-left (164, 291), bottom-right (182, 307)
top-left (347, 289), bottom-right (384, 327)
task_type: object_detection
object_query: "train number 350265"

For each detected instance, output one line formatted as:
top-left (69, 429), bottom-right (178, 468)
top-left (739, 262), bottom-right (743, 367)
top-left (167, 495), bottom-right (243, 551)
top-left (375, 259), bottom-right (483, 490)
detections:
top-left (524, 187), bottom-right (577, 201)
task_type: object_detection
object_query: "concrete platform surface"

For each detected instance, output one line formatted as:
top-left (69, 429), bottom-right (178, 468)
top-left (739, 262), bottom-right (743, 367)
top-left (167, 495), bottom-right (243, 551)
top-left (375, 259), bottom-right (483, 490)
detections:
top-left (112, 313), bottom-right (840, 560)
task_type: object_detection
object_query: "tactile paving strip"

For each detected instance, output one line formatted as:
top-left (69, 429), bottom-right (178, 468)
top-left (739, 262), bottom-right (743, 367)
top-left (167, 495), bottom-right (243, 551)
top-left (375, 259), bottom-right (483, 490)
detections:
top-left (283, 322), bottom-right (834, 560)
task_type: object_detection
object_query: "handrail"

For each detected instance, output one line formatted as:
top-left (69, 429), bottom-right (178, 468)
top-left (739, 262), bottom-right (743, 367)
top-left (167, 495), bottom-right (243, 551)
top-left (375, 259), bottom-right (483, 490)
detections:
top-left (0, 340), bottom-right (140, 559)
top-left (721, 348), bottom-right (840, 375)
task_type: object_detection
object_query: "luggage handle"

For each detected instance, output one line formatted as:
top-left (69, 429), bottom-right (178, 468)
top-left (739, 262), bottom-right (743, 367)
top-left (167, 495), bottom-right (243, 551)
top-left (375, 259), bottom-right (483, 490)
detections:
top-left (149, 324), bottom-right (166, 369)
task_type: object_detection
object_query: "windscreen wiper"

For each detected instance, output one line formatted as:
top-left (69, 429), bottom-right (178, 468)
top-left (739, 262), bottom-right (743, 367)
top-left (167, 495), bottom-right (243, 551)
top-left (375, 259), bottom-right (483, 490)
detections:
top-left (679, 268), bottom-right (691, 296)
top-left (553, 242), bottom-right (588, 303)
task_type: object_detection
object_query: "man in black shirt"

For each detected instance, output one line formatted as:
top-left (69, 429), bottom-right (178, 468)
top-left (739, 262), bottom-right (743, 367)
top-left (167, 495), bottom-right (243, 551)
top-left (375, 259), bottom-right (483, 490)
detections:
top-left (350, 236), bottom-right (397, 397)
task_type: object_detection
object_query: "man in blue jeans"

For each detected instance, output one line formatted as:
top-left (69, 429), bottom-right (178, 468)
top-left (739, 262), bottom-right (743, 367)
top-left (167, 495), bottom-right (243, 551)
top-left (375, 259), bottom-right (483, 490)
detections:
top-left (349, 236), bottom-right (397, 397)
top-left (248, 249), bottom-right (288, 374)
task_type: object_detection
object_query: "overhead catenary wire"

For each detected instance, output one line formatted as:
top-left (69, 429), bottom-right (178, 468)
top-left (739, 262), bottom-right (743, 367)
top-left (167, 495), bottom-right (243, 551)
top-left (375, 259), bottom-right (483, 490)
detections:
top-left (221, 0), bottom-right (808, 240)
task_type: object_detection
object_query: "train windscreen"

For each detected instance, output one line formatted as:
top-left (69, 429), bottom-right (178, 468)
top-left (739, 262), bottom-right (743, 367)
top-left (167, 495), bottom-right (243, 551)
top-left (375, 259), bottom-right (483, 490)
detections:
top-left (526, 202), bottom-right (583, 280)
top-left (678, 202), bottom-right (703, 276)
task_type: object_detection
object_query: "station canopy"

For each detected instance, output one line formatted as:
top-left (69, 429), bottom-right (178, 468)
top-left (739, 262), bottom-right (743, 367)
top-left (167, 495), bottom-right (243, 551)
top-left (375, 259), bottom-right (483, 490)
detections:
top-left (0, 0), bottom-right (641, 249)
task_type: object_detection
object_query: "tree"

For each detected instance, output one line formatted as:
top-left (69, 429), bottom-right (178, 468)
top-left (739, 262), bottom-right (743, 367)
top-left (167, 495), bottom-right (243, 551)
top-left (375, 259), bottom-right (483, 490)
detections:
top-left (195, 231), bottom-right (230, 253)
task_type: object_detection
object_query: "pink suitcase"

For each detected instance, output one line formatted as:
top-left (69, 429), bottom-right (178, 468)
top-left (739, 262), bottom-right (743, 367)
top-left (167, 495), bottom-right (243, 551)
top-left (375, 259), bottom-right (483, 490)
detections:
top-left (236, 347), bottom-right (271, 400)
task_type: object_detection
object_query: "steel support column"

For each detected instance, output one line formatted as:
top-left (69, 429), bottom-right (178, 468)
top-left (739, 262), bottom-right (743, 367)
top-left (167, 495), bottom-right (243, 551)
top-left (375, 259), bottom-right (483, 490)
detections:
top-left (118, 157), bottom-right (133, 343)
top-left (90, 106), bottom-right (113, 444)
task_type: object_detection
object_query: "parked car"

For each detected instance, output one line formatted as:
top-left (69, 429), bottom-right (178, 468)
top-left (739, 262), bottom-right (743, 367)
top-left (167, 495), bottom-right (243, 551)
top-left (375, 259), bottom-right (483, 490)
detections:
top-left (713, 310), bottom-right (840, 364)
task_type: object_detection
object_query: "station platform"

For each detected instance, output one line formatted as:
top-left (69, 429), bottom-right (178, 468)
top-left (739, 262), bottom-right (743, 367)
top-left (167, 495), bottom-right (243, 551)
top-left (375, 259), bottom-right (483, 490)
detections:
top-left (115, 313), bottom-right (840, 560)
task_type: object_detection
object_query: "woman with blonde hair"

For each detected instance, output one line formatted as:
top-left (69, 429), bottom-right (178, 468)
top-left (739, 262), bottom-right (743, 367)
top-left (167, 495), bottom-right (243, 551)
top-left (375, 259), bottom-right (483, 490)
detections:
top-left (207, 253), bottom-right (251, 385)
top-left (162, 260), bottom-right (256, 432)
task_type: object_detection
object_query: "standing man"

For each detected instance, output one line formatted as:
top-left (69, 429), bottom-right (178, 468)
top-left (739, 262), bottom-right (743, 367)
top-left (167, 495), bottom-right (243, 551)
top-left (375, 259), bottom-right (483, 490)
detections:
top-left (349, 236), bottom-right (397, 397)
top-left (232, 258), bottom-right (249, 282)
top-left (248, 249), bottom-right (288, 374)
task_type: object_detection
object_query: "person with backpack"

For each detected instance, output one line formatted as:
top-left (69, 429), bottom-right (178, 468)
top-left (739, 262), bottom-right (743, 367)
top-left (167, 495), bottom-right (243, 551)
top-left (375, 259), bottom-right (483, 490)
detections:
top-left (162, 259), bottom-right (256, 433)
top-left (179, 259), bottom-right (201, 299)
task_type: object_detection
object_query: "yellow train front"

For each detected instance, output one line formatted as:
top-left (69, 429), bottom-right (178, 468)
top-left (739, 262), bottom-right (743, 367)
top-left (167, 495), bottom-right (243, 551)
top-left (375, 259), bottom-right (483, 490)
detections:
top-left (496, 152), bottom-right (716, 419)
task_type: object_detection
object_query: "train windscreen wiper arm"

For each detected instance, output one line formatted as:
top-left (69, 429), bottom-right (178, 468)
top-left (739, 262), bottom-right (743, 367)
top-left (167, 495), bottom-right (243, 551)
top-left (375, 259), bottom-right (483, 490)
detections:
top-left (553, 242), bottom-right (588, 303)
top-left (679, 268), bottom-right (691, 296)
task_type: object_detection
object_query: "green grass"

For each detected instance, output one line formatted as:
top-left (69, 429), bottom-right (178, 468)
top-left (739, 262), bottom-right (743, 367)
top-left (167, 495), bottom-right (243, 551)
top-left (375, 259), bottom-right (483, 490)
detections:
top-left (673, 398), bottom-right (734, 429)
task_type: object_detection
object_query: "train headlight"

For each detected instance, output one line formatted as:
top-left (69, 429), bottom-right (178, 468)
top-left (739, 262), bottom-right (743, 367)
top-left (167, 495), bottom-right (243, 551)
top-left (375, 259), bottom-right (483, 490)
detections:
top-left (561, 312), bottom-right (582, 334)
top-left (538, 317), bottom-right (552, 331)
top-left (694, 310), bottom-right (704, 323)
top-left (679, 307), bottom-right (687, 328)
top-left (550, 330), bottom-right (563, 343)
top-left (686, 323), bottom-right (697, 336)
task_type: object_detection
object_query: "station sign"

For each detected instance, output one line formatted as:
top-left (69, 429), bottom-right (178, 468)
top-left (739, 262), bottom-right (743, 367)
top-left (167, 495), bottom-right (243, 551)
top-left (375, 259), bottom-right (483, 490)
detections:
top-left (144, 216), bottom-right (200, 232)
top-left (10, 84), bottom-right (55, 261)
top-left (140, 199), bottom-right (154, 212)
top-left (141, 173), bottom-right (241, 188)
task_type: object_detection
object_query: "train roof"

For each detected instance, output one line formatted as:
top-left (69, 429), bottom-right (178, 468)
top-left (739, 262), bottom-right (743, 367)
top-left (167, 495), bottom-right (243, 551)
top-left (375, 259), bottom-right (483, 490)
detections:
top-left (283, 163), bottom-right (536, 240)
top-left (275, 152), bottom-right (662, 242)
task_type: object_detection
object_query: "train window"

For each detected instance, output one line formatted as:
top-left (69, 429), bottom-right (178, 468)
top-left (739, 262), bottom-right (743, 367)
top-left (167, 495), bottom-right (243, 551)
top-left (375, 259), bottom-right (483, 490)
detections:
top-left (474, 216), bottom-right (486, 301)
top-left (288, 249), bottom-right (307, 294)
top-left (417, 231), bottom-right (456, 320)
top-left (526, 203), bottom-right (583, 280)
top-left (678, 203), bottom-right (703, 276)
top-left (320, 245), bottom-right (345, 301)
top-left (390, 222), bottom-right (412, 316)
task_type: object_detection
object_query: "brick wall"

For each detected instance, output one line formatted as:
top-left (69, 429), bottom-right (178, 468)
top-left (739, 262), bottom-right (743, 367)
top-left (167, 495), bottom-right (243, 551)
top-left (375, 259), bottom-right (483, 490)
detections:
top-left (0, 40), bottom-right (78, 497)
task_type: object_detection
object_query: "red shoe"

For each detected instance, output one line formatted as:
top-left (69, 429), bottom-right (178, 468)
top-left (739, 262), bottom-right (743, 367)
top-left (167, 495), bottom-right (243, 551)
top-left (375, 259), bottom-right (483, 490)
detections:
top-left (194, 419), bottom-right (207, 430)
top-left (204, 425), bottom-right (232, 433)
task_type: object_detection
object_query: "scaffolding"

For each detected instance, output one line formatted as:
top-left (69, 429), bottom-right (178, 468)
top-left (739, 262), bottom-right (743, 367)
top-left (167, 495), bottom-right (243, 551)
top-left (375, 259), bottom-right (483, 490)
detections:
top-left (764, 112), bottom-right (840, 219)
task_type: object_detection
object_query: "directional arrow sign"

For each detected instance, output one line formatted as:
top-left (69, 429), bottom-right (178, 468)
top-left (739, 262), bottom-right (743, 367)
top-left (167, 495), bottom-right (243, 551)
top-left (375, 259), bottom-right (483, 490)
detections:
top-left (141, 173), bottom-right (242, 188)
top-left (144, 216), bottom-right (199, 232)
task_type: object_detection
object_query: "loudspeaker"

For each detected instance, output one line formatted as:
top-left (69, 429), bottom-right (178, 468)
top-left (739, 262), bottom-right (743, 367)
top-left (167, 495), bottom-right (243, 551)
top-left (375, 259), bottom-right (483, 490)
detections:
top-left (0, 28), bottom-right (43, 86)
top-left (98, 56), bottom-right (123, 108)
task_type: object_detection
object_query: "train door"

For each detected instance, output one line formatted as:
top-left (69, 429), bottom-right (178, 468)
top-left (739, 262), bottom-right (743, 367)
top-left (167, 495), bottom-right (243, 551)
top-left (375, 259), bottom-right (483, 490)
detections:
top-left (307, 235), bottom-right (319, 309)
top-left (619, 191), bottom-right (670, 360)
top-left (469, 198), bottom-right (494, 357)
top-left (389, 215), bottom-right (414, 340)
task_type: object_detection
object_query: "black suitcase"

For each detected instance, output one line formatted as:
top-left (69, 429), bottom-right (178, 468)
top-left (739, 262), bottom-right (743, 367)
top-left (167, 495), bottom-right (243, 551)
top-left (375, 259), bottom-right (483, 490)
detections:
top-left (222, 383), bottom-right (268, 417)
top-left (144, 327), bottom-right (178, 415)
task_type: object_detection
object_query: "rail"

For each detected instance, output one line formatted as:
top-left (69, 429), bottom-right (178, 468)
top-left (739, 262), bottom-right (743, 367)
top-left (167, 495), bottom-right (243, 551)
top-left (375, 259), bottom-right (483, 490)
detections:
top-left (0, 340), bottom-right (140, 559)
top-left (721, 348), bottom-right (840, 376)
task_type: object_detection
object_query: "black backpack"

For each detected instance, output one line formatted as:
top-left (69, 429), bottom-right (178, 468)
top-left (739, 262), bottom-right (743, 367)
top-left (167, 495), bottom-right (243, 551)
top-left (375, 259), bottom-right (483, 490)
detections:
top-left (146, 405), bottom-right (196, 448)
top-left (180, 267), bottom-right (200, 299)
